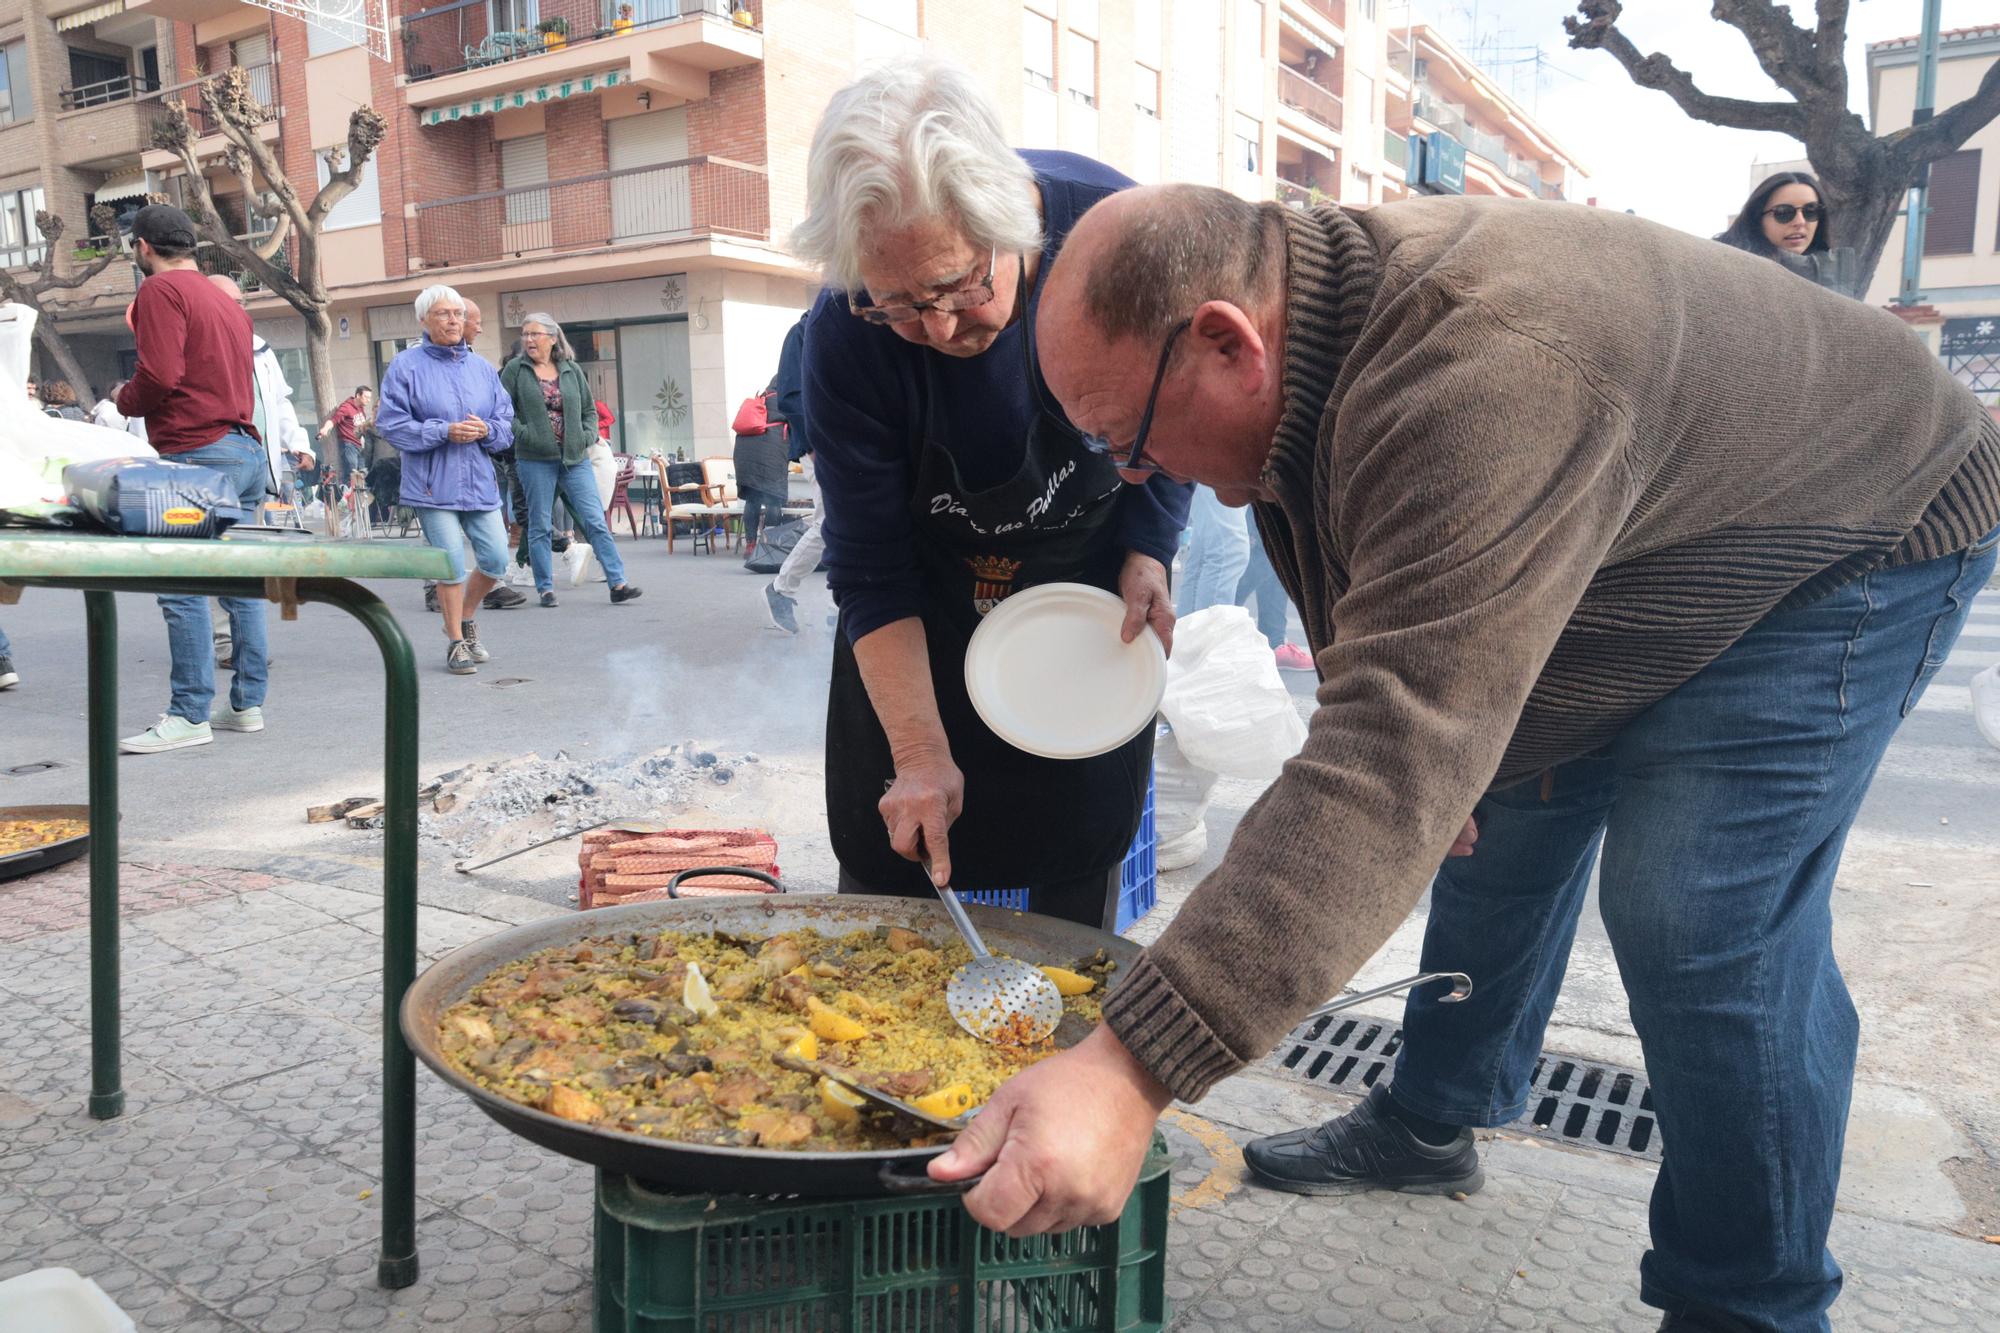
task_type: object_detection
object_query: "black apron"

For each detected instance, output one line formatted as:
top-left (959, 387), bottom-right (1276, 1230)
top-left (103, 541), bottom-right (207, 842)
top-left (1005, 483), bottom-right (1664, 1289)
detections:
top-left (825, 330), bottom-right (1154, 901)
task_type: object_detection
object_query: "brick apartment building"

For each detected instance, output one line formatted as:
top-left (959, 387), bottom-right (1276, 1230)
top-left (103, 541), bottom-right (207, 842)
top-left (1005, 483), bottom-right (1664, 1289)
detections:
top-left (3, 0), bottom-right (1581, 453)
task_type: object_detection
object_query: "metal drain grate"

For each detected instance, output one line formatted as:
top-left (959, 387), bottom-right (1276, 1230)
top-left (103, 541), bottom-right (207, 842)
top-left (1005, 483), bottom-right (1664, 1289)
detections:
top-left (4, 760), bottom-right (70, 777)
top-left (1278, 1012), bottom-right (1663, 1162)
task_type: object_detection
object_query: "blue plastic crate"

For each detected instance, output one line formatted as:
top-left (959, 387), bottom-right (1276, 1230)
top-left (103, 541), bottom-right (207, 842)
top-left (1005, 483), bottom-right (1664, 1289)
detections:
top-left (961, 773), bottom-right (1157, 933)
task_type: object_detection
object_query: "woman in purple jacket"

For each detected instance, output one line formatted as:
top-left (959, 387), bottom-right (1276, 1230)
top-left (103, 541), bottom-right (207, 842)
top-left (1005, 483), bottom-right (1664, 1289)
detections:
top-left (377, 284), bottom-right (515, 676)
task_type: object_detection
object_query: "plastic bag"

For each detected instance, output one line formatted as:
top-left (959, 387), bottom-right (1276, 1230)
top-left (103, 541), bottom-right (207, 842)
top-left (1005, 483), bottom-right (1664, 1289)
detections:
top-left (742, 516), bottom-right (807, 573)
top-left (1152, 722), bottom-right (1221, 870)
top-left (0, 305), bottom-right (158, 521)
top-left (63, 456), bottom-right (251, 537)
top-left (1158, 605), bottom-right (1309, 780)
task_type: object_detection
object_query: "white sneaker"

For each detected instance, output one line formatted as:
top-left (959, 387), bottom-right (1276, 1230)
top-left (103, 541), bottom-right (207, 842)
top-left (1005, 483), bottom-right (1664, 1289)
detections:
top-left (120, 714), bottom-right (213, 754)
top-left (1972, 664), bottom-right (2000, 751)
top-left (210, 704), bottom-right (265, 732)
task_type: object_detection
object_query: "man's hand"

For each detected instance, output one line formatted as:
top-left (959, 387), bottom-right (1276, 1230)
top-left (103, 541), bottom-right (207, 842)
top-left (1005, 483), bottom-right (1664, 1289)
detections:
top-left (290, 450), bottom-right (316, 469)
top-left (1118, 552), bottom-right (1175, 657)
top-left (879, 750), bottom-right (964, 885)
top-left (930, 1025), bottom-right (1171, 1236)
top-left (1449, 815), bottom-right (1478, 858)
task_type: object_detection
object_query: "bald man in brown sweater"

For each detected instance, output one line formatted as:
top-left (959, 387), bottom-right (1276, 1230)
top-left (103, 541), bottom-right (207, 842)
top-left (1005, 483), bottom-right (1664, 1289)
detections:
top-left (926, 186), bottom-right (2000, 1333)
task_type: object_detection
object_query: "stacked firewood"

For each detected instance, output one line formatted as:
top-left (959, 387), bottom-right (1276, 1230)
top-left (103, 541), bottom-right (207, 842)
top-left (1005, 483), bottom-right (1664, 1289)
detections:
top-left (577, 827), bottom-right (780, 908)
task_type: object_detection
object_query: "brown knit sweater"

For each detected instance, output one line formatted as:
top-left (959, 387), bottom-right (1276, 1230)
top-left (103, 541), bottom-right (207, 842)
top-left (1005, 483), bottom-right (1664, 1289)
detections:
top-left (1103, 196), bottom-right (2000, 1103)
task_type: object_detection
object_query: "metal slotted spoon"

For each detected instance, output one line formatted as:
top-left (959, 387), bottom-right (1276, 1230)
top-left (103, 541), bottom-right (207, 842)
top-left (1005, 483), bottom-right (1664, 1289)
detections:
top-left (918, 837), bottom-right (1065, 1044)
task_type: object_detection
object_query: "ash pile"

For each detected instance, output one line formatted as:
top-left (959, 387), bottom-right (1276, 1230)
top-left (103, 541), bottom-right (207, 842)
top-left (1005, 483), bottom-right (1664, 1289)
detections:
top-left (310, 743), bottom-right (770, 861)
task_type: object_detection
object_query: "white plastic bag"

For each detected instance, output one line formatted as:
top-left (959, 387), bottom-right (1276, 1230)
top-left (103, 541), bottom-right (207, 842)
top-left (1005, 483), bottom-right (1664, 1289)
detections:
top-left (0, 304), bottom-right (157, 519)
top-left (1158, 605), bottom-right (1309, 780)
top-left (1152, 722), bottom-right (1220, 870)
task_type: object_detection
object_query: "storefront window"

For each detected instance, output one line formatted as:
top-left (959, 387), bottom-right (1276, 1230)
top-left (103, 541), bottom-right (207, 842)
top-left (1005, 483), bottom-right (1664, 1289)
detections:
top-left (613, 320), bottom-right (693, 460)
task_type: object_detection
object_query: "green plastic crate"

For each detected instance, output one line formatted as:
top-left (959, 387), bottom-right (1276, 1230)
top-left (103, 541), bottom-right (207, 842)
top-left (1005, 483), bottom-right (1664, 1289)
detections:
top-left (594, 1138), bottom-right (1172, 1332)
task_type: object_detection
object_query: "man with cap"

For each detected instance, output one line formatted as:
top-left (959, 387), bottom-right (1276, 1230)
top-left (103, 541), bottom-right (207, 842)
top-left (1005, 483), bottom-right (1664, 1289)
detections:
top-left (115, 203), bottom-right (271, 754)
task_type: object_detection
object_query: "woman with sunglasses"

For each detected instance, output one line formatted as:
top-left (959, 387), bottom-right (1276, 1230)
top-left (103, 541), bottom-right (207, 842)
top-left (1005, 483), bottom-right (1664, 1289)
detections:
top-left (790, 58), bottom-right (1193, 929)
top-left (1716, 172), bottom-right (1848, 291)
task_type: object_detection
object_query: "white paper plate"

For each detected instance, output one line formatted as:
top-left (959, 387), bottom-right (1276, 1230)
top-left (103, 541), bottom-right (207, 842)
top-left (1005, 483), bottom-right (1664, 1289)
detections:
top-left (965, 582), bottom-right (1167, 760)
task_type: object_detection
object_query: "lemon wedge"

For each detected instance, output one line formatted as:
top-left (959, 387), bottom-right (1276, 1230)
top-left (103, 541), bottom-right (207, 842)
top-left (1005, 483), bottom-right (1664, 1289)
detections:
top-left (1037, 965), bottom-right (1096, 996)
top-left (682, 962), bottom-right (719, 1018)
top-left (784, 1031), bottom-right (818, 1061)
top-left (808, 996), bottom-right (870, 1042)
top-left (909, 1082), bottom-right (976, 1119)
top-left (819, 1077), bottom-right (865, 1126)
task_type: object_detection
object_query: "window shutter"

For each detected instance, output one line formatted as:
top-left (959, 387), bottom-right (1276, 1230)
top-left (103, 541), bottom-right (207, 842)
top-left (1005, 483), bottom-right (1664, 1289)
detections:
top-left (1923, 149), bottom-right (1979, 257)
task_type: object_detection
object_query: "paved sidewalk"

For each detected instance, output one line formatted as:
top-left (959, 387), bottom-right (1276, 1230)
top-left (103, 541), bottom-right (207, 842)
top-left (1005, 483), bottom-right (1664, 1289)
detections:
top-left (4, 853), bottom-right (1999, 1331)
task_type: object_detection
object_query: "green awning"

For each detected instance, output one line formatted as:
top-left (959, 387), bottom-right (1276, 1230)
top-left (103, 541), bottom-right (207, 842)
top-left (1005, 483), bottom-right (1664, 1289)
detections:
top-left (420, 67), bottom-right (626, 127)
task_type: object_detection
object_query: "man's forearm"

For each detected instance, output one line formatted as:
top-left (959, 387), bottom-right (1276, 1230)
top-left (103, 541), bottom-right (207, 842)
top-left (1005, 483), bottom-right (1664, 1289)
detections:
top-left (851, 617), bottom-right (949, 765)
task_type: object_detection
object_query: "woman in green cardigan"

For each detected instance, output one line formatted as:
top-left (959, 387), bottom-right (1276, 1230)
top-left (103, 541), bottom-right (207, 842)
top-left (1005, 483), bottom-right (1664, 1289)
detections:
top-left (499, 313), bottom-right (642, 608)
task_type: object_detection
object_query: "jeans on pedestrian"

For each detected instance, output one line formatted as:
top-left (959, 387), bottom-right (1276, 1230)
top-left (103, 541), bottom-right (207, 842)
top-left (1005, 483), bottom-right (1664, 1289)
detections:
top-left (0, 622), bottom-right (11, 657)
top-left (1385, 526), bottom-right (1999, 1332)
top-left (157, 433), bottom-right (271, 722)
top-left (1175, 486), bottom-right (1253, 619)
top-left (518, 458), bottom-right (627, 592)
top-left (740, 486), bottom-right (788, 551)
top-left (773, 456), bottom-right (825, 600)
top-left (1235, 537), bottom-right (1289, 647)
top-left (414, 505), bottom-right (510, 585)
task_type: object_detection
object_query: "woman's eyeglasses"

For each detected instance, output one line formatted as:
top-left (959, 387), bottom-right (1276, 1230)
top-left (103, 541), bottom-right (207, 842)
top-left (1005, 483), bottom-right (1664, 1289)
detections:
top-left (850, 247), bottom-right (998, 325)
top-left (1762, 203), bottom-right (1822, 224)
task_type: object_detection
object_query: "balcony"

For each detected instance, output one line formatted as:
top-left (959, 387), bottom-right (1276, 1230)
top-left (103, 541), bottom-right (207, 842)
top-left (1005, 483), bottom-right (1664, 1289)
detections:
top-left (124, 0), bottom-right (249, 24)
top-left (138, 65), bottom-right (280, 173)
top-left (1383, 128), bottom-right (1408, 174)
top-left (1278, 65), bottom-right (1342, 138)
top-left (407, 155), bottom-right (767, 270)
top-left (401, 0), bottom-right (760, 111)
top-left (58, 75), bottom-right (164, 170)
top-left (1413, 87), bottom-right (1468, 139)
top-left (1282, 0), bottom-right (1345, 47)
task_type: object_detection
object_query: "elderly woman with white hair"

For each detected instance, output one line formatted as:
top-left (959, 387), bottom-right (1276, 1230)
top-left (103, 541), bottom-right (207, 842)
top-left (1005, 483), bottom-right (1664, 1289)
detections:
top-left (793, 58), bottom-right (1191, 929)
top-left (376, 284), bottom-right (515, 675)
top-left (499, 312), bottom-right (641, 607)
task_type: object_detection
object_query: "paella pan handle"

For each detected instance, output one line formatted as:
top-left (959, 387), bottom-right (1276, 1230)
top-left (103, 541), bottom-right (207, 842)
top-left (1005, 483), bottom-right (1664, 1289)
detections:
top-left (664, 867), bottom-right (784, 897)
top-left (877, 1159), bottom-right (985, 1194)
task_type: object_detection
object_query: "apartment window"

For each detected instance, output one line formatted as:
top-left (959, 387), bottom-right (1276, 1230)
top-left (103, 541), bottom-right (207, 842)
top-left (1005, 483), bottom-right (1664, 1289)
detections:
top-left (1, 187), bottom-right (47, 268)
top-left (307, 22), bottom-right (361, 57)
top-left (0, 42), bottom-right (33, 125)
top-left (69, 49), bottom-right (130, 95)
top-left (315, 150), bottom-right (382, 231)
top-left (1356, 0), bottom-right (1377, 18)
top-left (1233, 114), bottom-right (1262, 175)
top-left (1133, 0), bottom-right (1162, 67)
top-left (491, 0), bottom-right (540, 33)
top-left (1923, 149), bottom-right (1980, 257)
top-left (1024, 10), bottom-right (1055, 92)
top-left (1066, 32), bottom-right (1097, 107)
top-left (1235, 0), bottom-right (1264, 101)
top-left (500, 134), bottom-right (551, 225)
top-left (1135, 64), bottom-right (1160, 118)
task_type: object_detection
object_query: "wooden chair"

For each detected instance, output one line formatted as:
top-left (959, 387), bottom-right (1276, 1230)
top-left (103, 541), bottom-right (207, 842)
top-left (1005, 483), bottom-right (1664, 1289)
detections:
top-left (606, 454), bottom-right (642, 537)
top-left (662, 458), bottom-right (723, 554)
top-left (698, 456), bottom-right (746, 552)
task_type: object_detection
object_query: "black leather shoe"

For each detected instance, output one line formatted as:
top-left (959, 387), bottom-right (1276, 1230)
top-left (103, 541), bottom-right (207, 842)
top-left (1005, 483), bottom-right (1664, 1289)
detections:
top-left (1657, 1309), bottom-right (1763, 1332)
top-left (1244, 1083), bottom-right (1483, 1197)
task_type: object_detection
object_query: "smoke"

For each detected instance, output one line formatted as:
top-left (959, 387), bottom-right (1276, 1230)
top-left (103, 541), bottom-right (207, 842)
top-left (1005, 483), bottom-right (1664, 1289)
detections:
top-left (598, 636), bottom-right (833, 764)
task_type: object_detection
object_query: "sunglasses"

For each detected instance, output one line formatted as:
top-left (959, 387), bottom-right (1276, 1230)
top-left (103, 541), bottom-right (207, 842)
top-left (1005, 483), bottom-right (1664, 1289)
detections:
top-left (1762, 203), bottom-right (1822, 224)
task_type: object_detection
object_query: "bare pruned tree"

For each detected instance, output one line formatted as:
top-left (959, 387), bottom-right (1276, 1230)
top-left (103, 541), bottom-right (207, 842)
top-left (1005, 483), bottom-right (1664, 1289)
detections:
top-left (0, 203), bottom-right (129, 403)
top-left (152, 66), bottom-right (386, 416)
top-left (1565, 0), bottom-right (2000, 297)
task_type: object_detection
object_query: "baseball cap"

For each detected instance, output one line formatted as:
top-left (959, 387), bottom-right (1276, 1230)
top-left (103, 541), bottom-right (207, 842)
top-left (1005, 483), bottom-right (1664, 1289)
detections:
top-left (130, 204), bottom-right (198, 250)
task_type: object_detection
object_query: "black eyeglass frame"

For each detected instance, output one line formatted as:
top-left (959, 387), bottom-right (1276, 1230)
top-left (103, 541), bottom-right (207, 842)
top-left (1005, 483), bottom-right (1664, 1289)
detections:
top-left (848, 246), bottom-right (1000, 326)
top-left (1761, 202), bottom-right (1823, 224)
top-left (1024, 303), bottom-right (1189, 479)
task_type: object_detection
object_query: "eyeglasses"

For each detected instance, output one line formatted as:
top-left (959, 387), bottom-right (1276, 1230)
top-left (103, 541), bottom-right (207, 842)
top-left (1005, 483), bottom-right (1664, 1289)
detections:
top-left (1762, 203), bottom-right (1822, 224)
top-left (1074, 318), bottom-right (1190, 477)
top-left (850, 247), bottom-right (999, 325)
top-left (521, 331), bottom-right (553, 340)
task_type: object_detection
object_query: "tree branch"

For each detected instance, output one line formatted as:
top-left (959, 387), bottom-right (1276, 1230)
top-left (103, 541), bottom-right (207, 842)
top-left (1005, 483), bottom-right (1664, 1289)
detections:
top-left (1565, 2), bottom-right (1807, 135)
top-left (305, 107), bottom-right (386, 229)
top-left (1888, 57), bottom-right (2000, 165)
top-left (1813, 0), bottom-right (1851, 97)
top-left (1706, 0), bottom-right (1827, 103)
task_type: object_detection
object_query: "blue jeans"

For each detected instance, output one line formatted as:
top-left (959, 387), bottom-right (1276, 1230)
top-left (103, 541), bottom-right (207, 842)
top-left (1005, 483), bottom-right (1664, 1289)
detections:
top-left (518, 458), bottom-right (627, 592)
top-left (158, 433), bottom-right (270, 722)
top-left (1176, 486), bottom-right (1252, 618)
top-left (1388, 528), bottom-right (1999, 1331)
top-left (1236, 537), bottom-right (1289, 647)
top-left (414, 506), bottom-right (509, 585)
top-left (0, 623), bottom-right (10, 656)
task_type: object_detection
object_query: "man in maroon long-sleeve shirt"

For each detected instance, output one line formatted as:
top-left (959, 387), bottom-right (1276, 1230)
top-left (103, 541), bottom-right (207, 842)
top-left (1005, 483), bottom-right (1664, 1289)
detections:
top-left (115, 204), bottom-right (276, 756)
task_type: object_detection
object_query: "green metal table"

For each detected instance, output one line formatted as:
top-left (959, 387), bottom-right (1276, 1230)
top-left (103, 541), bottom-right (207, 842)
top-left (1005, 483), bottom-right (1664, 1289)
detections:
top-left (0, 530), bottom-right (451, 1290)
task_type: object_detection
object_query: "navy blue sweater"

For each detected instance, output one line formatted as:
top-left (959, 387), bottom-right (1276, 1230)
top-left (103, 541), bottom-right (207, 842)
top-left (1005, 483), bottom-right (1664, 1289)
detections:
top-left (803, 150), bottom-right (1192, 643)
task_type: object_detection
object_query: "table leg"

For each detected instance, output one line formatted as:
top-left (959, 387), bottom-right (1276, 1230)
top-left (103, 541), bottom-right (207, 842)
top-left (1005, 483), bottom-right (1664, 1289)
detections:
top-left (85, 590), bottom-right (123, 1120)
top-left (312, 580), bottom-right (421, 1290)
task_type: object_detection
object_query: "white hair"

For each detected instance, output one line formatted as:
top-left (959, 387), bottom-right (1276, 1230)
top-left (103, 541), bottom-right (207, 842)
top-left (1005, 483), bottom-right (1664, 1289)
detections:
top-left (521, 311), bottom-right (576, 362)
top-left (414, 284), bottom-right (466, 322)
top-left (789, 57), bottom-right (1042, 294)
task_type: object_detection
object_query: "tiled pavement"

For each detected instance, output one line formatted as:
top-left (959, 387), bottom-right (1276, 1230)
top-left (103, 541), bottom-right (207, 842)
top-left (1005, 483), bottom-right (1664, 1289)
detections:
top-left (4, 854), bottom-right (1999, 1331)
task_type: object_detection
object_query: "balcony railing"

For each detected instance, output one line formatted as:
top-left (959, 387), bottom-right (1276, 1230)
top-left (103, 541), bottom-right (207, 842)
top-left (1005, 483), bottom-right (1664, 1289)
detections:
top-left (401, 0), bottom-right (744, 83)
top-left (1278, 65), bottom-right (1342, 134)
top-left (60, 73), bottom-right (161, 112)
top-left (1413, 87), bottom-right (1467, 139)
top-left (1383, 128), bottom-right (1408, 171)
top-left (408, 155), bottom-right (767, 267)
top-left (1275, 178), bottom-right (1313, 209)
top-left (197, 231), bottom-right (292, 293)
top-left (137, 63), bottom-right (276, 139)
